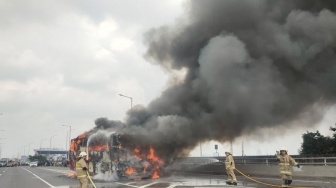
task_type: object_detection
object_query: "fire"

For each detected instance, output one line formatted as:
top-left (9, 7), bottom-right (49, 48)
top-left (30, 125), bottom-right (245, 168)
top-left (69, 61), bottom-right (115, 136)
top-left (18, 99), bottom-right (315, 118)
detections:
top-left (147, 147), bottom-right (163, 164)
top-left (70, 132), bottom-right (165, 181)
top-left (125, 167), bottom-right (134, 175)
top-left (146, 146), bottom-right (163, 179)
top-left (133, 148), bottom-right (142, 160)
top-left (151, 171), bottom-right (159, 179)
top-left (88, 144), bottom-right (108, 152)
top-left (143, 162), bottom-right (149, 173)
top-left (66, 171), bottom-right (77, 179)
top-left (121, 146), bottom-right (164, 179)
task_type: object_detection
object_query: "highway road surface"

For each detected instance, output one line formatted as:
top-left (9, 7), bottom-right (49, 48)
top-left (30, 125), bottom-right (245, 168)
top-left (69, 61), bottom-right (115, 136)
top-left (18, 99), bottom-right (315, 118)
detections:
top-left (0, 166), bottom-right (334, 188)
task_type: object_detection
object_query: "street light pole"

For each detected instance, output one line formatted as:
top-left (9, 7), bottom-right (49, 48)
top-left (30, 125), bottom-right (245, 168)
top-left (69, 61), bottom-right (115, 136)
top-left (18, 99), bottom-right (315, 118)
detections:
top-left (119, 94), bottom-right (133, 109)
top-left (27, 143), bottom-right (33, 156)
top-left (40, 139), bottom-right (47, 149)
top-left (62, 125), bottom-right (71, 160)
top-left (0, 131), bottom-right (5, 159)
top-left (49, 135), bottom-right (57, 157)
top-left (50, 135), bottom-right (57, 148)
top-left (0, 143), bottom-right (3, 159)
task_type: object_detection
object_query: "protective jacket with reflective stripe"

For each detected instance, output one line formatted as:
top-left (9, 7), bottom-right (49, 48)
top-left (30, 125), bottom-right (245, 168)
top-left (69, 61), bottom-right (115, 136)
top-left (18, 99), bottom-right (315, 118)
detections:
top-left (225, 154), bottom-right (235, 170)
top-left (277, 154), bottom-right (298, 175)
top-left (76, 158), bottom-right (87, 179)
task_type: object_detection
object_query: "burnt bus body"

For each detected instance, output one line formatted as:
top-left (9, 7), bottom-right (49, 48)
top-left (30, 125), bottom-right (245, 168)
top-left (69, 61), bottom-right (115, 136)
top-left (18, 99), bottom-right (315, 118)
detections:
top-left (70, 132), bottom-right (162, 180)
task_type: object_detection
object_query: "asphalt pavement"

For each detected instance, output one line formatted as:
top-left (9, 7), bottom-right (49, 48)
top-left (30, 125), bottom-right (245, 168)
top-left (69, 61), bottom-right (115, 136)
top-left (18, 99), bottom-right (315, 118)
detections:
top-left (0, 166), bottom-right (334, 188)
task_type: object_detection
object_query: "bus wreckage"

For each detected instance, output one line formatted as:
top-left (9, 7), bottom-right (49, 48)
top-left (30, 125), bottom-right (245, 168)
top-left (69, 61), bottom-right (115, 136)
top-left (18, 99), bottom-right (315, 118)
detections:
top-left (69, 131), bottom-right (164, 180)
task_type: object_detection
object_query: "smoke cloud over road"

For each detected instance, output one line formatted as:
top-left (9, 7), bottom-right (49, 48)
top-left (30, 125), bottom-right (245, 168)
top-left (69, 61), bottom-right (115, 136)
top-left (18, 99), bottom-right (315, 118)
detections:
top-left (96, 0), bottom-right (336, 162)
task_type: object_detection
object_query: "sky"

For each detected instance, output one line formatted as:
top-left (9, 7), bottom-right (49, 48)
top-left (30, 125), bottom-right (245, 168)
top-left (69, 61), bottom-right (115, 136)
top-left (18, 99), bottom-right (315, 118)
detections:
top-left (0, 0), bottom-right (335, 159)
top-left (0, 0), bottom-right (184, 158)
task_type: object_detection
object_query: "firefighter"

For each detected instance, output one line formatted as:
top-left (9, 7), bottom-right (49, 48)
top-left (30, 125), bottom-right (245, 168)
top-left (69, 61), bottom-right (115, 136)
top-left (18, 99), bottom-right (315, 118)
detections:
top-left (225, 151), bottom-right (237, 186)
top-left (276, 147), bottom-right (300, 187)
top-left (76, 152), bottom-right (89, 188)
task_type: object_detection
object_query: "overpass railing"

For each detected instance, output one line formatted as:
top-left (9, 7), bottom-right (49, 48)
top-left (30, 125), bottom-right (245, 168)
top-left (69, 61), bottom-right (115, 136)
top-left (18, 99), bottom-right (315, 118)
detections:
top-left (233, 157), bottom-right (336, 166)
top-left (177, 156), bottom-right (336, 166)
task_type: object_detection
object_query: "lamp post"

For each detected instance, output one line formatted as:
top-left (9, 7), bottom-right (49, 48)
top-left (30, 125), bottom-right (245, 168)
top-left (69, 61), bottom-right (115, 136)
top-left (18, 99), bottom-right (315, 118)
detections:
top-left (62, 125), bottom-right (72, 160)
top-left (27, 143), bottom-right (33, 156)
top-left (119, 94), bottom-right (133, 109)
top-left (50, 135), bottom-right (57, 148)
top-left (0, 138), bottom-right (5, 159)
top-left (23, 145), bottom-right (27, 156)
top-left (40, 139), bottom-right (47, 149)
top-left (0, 143), bottom-right (3, 159)
top-left (20, 146), bottom-right (25, 158)
top-left (49, 135), bottom-right (56, 157)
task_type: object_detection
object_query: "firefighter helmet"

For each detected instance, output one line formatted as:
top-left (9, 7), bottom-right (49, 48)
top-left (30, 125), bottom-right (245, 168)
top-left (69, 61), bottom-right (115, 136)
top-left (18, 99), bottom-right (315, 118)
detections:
top-left (280, 147), bottom-right (288, 152)
top-left (79, 151), bottom-right (87, 157)
top-left (225, 151), bottom-right (231, 155)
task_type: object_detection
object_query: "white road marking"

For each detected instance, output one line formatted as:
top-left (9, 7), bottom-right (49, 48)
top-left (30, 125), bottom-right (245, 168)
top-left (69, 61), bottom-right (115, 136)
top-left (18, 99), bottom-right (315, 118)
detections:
top-left (115, 182), bottom-right (139, 187)
top-left (138, 181), bottom-right (158, 188)
top-left (253, 176), bottom-right (332, 184)
top-left (115, 182), bottom-right (158, 188)
top-left (44, 168), bottom-right (71, 173)
top-left (166, 183), bottom-right (178, 188)
top-left (198, 187), bottom-right (254, 188)
top-left (21, 167), bottom-right (56, 188)
top-left (0, 168), bottom-right (8, 176)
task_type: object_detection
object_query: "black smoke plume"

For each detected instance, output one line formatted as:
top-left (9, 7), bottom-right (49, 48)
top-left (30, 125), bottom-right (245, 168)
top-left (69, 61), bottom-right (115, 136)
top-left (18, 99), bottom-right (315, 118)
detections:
top-left (97, 0), bottom-right (336, 162)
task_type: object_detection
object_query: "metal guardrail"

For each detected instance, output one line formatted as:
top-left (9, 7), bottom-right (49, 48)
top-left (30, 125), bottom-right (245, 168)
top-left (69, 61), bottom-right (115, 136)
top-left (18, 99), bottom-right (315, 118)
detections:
top-left (233, 156), bottom-right (336, 166)
top-left (177, 156), bottom-right (336, 166)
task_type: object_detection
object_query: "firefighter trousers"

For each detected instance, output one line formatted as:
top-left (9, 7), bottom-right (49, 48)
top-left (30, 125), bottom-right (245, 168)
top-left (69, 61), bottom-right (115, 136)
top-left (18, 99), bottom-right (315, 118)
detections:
top-left (78, 177), bottom-right (88, 188)
top-left (281, 173), bottom-right (293, 187)
top-left (226, 169), bottom-right (237, 183)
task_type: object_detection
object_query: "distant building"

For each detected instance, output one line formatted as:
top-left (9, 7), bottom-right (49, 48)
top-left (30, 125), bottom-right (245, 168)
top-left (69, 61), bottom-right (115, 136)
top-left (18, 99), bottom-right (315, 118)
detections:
top-left (34, 148), bottom-right (67, 159)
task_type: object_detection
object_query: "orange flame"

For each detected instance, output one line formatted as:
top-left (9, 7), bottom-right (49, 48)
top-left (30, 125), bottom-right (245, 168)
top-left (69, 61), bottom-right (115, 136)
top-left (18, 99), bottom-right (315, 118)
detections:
top-left (146, 146), bottom-right (163, 179)
top-left (88, 144), bottom-right (108, 152)
top-left (147, 147), bottom-right (163, 164)
top-left (66, 171), bottom-right (77, 179)
top-left (125, 167), bottom-right (134, 175)
top-left (143, 162), bottom-right (148, 173)
top-left (134, 148), bottom-right (142, 160)
top-left (151, 171), bottom-right (159, 179)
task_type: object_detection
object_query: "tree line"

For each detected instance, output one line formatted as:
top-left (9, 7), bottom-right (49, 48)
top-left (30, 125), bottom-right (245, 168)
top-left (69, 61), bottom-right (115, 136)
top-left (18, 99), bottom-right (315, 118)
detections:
top-left (300, 126), bottom-right (336, 154)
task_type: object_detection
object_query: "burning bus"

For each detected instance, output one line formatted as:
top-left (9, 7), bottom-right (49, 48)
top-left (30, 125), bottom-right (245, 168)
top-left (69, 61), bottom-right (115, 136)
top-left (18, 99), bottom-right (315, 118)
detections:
top-left (69, 130), bottom-right (164, 180)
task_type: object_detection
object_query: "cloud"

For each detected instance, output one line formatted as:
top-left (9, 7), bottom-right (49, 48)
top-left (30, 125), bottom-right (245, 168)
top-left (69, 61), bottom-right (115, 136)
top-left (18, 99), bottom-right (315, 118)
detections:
top-left (0, 0), bottom-right (183, 157)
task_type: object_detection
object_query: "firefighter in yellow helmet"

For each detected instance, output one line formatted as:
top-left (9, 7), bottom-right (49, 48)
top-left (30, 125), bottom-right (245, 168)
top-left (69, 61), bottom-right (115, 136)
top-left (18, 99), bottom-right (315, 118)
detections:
top-left (276, 147), bottom-right (300, 187)
top-left (76, 151), bottom-right (89, 188)
top-left (225, 151), bottom-right (237, 186)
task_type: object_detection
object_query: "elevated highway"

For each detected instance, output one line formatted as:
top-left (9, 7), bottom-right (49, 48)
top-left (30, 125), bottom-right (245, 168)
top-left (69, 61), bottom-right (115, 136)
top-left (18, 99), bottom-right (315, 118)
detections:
top-left (169, 156), bottom-right (336, 180)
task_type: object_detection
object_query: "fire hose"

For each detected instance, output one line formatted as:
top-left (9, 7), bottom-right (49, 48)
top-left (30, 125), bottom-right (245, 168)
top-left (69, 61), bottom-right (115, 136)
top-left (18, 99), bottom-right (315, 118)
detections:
top-left (235, 168), bottom-right (315, 188)
top-left (86, 171), bottom-right (97, 188)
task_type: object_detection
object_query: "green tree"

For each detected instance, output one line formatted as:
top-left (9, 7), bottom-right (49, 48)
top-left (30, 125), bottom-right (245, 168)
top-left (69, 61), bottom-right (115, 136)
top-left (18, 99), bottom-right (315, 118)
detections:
top-left (329, 126), bottom-right (336, 153)
top-left (28, 155), bottom-right (48, 165)
top-left (330, 126), bottom-right (336, 139)
top-left (300, 129), bottom-right (335, 154)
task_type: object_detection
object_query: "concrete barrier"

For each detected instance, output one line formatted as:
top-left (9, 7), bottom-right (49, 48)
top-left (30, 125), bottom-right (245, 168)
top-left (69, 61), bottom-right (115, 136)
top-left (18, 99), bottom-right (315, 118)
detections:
top-left (236, 164), bottom-right (336, 178)
top-left (170, 162), bottom-right (336, 179)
